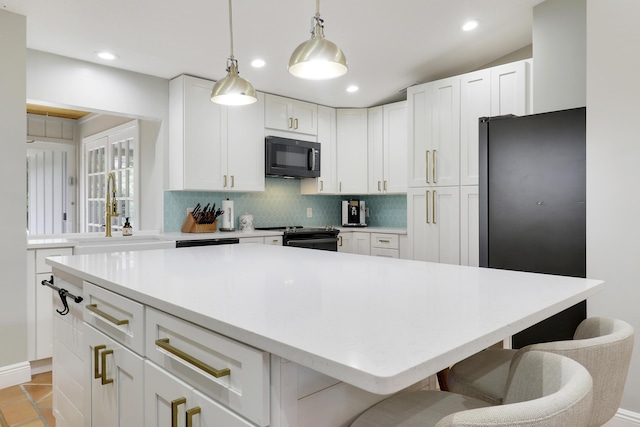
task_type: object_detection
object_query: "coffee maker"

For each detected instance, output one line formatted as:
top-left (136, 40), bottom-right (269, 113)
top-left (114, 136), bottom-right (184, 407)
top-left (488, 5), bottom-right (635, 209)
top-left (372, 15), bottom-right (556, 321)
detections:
top-left (341, 200), bottom-right (367, 227)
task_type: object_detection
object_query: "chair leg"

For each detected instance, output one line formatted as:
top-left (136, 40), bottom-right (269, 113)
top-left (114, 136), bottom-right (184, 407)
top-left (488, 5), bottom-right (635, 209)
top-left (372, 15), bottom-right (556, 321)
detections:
top-left (437, 368), bottom-right (450, 391)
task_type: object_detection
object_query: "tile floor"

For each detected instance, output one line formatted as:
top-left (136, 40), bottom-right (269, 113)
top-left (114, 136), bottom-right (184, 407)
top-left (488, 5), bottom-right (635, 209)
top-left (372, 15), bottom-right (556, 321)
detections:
top-left (0, 372), bottom-right (54, 427)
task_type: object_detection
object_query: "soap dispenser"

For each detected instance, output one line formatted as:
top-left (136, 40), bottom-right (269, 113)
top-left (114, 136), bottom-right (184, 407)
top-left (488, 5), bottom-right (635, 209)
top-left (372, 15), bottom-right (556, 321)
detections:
top-left (122, 217), bottom-right (133, 236)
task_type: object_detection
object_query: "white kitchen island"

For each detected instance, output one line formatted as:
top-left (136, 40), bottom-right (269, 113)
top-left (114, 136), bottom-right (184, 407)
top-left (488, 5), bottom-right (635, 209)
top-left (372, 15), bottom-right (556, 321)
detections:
top-left (46, 244), bottom-right (603, 427)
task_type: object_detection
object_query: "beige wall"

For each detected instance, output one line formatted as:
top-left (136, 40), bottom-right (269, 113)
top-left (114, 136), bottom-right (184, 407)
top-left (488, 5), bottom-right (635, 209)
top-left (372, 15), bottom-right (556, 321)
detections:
top-left (586, 0), bottom-right (640, 414)
top-left (0, 10), bottom-right (27, 366)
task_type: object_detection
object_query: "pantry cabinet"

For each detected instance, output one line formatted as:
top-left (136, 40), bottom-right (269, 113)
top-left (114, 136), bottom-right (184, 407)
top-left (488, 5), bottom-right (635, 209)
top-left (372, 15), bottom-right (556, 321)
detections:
top-left (265, 94), bottom-right (317, 136)
top-left (169, 75), bottom-right (265, 192)
top-left (336, 108), bottom-right (368, 194)
top-left (367, 101), bottom-right (407, 194)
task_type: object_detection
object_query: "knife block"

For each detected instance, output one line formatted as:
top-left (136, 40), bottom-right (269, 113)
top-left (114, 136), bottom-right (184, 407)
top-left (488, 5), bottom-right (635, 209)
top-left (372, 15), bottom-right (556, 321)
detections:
top-left (181, 215), bottom-right (218, 233)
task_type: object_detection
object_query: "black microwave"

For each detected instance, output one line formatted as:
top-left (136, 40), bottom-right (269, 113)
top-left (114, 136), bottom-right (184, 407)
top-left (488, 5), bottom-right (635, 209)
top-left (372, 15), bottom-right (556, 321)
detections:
top-left (265, 136), bottom-right (321, 178)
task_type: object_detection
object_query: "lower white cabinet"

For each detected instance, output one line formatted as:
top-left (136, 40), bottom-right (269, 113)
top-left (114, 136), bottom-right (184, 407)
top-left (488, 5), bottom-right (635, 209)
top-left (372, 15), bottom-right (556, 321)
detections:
top-left (338, 232), bottom-right (352, 253)
top-left (85, 325), bottom-right (144, 427)
top-left (339, 231), bottom-right (408, 258)
top-left (370, 233), bottom-right (400, 258)
top-left (408, 187), bottom-right (461, 264)
top-left (239, 236), bottom-right (283, 245)
top-left (144, 361), bottom-right (253, 427)
top-left (460, 186), bottom-right (480, 267)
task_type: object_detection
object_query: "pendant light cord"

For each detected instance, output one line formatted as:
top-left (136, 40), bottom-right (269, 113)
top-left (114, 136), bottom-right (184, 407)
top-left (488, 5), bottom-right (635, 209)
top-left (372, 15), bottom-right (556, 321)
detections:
top-left (228, 0), bottom-right (235, 60)
top-left (315, 0), bottom-right (320, 18)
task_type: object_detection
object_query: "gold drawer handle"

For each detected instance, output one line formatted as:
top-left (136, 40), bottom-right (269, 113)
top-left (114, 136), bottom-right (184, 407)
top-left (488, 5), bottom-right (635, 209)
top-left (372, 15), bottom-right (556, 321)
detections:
top-left (94, 345), bottom-right (106, 379)
top-left (101, 349), bottom-right (114, 385)
top-left (378, 239), bottom-right (390, 243)
top-left (86, 304), bottom-right (129, 326)
top-left (156, 338), bottom-right (231, 378)
top-left (187, 406), bottom-right (201, 427)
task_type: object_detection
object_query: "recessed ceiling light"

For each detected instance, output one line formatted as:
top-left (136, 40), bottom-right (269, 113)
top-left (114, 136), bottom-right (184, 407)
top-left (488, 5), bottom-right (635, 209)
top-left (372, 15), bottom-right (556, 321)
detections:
top-left (96, 51), bottom-right (118, 60)
top-left (346, 85), bottom-right (359, 93)
top-left (462, 20), bottom-right (479, 31)
top-left (251, 59), bottom-right (266, 68)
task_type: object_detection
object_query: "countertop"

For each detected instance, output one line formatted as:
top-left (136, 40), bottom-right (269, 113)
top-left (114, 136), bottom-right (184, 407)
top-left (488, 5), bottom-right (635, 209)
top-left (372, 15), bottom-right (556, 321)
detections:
top-left (46, 244), bottom-right (603, 395)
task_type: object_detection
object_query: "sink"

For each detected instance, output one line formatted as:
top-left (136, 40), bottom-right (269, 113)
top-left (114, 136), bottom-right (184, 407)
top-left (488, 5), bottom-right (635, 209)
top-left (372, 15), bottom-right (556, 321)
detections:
top-left (72, 235), bottom-right (176, 254)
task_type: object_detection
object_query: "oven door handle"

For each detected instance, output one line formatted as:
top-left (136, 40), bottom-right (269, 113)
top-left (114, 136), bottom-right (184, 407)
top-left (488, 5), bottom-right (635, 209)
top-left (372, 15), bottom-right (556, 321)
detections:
top-left (285, 237), bottom-right (339, 246)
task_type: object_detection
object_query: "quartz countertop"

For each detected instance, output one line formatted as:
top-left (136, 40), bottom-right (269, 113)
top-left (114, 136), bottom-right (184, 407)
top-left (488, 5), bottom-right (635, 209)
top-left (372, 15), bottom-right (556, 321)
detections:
top-left (46, 244), bottom-right (603, 395)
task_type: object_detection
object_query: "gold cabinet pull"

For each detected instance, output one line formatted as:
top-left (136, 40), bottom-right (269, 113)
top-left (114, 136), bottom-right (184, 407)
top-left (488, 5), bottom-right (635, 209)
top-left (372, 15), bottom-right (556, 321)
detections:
top-left (338, 235), bottom-right (343, 247)
top-left (378, 239), bottom-right (390, 243)
top-left (320, 180), bottom-right (324, 191)
top-left (101, 349), bottom-right (114, 385)
top-left (433, 150), bottom-right (437, 183)
top-left (432, 190), bottom-right (437, 224)
top-left (223, 175), bottom-right (227, 188)
top-left (94, 344), bottom-right (106, 379)
top-left (378, 181), bottom-right (381, 192)
top-left (426, 190), bottom-right (430, 224)
top-left (294, 118), bottom-right (299, 129)
top-left (86, 304), bottom-right (129, 326)
top-left (288, 117), bottom-right (293, 129)
top-left (186, 406), bottom-right (201, 427)
top-left (426, 150), bottom-right (430, 183)
top-left (171, 397), bottom-right (186, 427)
top-left (339, 182), bottom-right (342, 192)
top-left (231, 175), bottom-right (235, 188)
top-left (384, 180), bottom-right (388, 191)
top-left (156, 338), bottom-right (231, 378)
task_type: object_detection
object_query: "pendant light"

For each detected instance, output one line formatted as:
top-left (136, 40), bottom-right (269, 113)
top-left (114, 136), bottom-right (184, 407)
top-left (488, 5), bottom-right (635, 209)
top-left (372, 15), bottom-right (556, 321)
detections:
top-left (210, 0), bottom-right (257, 105)
top-left (288, 0), bottom-right (348, 80)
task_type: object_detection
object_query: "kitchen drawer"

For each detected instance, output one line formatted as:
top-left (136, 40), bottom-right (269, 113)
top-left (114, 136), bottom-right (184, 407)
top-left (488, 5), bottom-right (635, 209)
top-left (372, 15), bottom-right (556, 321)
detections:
top-left (264, 235), bottom-right (283, 246)
top-left (371, 233), bottom-right (399, 249)
top-left (83, 281), bottom-right (145, 355)
top-left (371, 247), bottom-right (399, 258)
top-left (239, 236), bottom-right (264, 244)
top-left (36, 248), bottom-right (72, 273)
top-left (145, 307), bottom-right (270, 426)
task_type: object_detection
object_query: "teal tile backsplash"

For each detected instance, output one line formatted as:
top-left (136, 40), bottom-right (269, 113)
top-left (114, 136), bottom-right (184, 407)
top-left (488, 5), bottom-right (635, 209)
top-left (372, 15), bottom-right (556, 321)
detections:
top-left (164, 178), bottom-right (407, 232)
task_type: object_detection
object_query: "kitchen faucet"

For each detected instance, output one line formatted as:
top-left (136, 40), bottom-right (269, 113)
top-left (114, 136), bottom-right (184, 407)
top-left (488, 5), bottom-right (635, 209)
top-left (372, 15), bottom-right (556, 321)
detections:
top-left (105, 172), bottom-right (119, 237)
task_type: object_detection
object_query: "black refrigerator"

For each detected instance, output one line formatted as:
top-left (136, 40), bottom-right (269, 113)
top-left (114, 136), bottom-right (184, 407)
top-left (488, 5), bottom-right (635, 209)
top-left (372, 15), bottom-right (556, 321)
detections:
top-left (479, 107), bottom-right (586, 348)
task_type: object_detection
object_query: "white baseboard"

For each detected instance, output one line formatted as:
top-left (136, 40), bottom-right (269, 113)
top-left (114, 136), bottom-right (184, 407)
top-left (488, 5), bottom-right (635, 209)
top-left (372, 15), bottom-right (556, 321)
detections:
top-left (30, 357), bottom-right (52, 375)
top-left (605, 409), bottom-right (640, 427)
top-left (0, 361), bottom-right (31, 389)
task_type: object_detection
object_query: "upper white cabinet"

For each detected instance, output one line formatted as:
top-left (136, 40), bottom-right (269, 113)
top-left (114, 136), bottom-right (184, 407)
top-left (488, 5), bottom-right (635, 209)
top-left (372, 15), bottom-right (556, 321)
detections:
top-left (27, 113), bottom-right (75, 143)
top-left (368, 101), bottom-right (407, 194)
top-left (265, 94), bottom-right (318, 135)
top-left (169, 75), bottom-right (265, 192)
top-left (301, 105), bottom-right (337, 194)
top-left (336, 108), bottom-right (369, 194)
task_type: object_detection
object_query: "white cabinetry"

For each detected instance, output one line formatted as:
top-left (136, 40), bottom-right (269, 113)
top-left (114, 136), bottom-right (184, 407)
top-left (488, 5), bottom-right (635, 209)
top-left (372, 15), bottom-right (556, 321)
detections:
top-left (339, 231), bottom-right (408, 258)
top-left (169, 75), bottom-right (265, 192)
top-left (27, 113), bottom-right (75, 143)
top-left (301, 105), bottom-right (337, 194)
top-left (407, 60), bottom-right (530, 266)
top-left (27, 247), bottom-right (73, 361)
top-left (368, 102), bottom-right (408, 194)
top-left (338, 232), bottom-right (370, 255)
top-left (338, 231), bottom-right (352, 253)
top-left (336, 109), bottom-right (368, 194)
top-left (265, 94), bottom-right (317, 135)
top-left (370, 233), bottom-right (400, 258)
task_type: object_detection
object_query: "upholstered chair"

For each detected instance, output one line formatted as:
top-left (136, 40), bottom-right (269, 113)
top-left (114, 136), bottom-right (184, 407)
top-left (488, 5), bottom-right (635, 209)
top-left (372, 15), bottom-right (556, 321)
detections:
top-left (350, 350), bottom-right (593, 427)
top-left (447, 317), bottom-right (634, 427)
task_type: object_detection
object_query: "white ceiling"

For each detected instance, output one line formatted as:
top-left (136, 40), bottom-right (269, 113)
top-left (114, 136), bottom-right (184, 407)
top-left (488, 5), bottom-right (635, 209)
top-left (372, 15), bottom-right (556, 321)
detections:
top-left (2, 0), bottom-right (544, 108)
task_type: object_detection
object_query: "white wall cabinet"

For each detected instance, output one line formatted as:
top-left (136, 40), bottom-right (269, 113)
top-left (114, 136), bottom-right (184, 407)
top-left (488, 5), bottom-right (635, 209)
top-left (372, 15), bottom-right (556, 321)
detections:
top-left (367, 102), bottom-right (408, 194)
top-left (169, 75), bottom-right (265, 192)
top-left (301, 105), bottom-right (337, 194)
top-left (337, 109), bottom-right (368, 194)
top-left (407, 60), bottom-right (530, 267)
top-left (265, 94), bottom-right (317, 136)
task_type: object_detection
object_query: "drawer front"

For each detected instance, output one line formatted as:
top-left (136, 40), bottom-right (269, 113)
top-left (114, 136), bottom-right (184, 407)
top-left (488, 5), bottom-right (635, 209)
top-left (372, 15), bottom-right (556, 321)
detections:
top-left (145, 307), bottom-right (270, 426)
top-left (36, 248), bottom-right (72, 273)
top-left (83, 281), bottom-right (145, 355)
top-left (264, 236), bottom-right (283, 246)
top-left (371, 233), bottom-right (399, 249)
top-left (371, 247), bottom-right (399, 258)
top-left (239, 237), bottom-right (264, 244)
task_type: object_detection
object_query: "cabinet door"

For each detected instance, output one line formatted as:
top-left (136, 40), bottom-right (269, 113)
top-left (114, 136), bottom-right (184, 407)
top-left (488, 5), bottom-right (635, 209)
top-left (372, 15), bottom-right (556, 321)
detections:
top-left (144, 361), bottom-right (194, 427)
top-left (36, 273), bottom-right (54, 360)
top-left (407, 83), bottom-right (431, 187)
top-left (264, 94), bottom-right (293, 132)
top-left (170, 75), bottom-right (225, 191)
top-left (367, 106), bottom-right (384, 193)
top-left (383, 101), bottom-right (408, 193)
top-left (86, 325), bottom-right (144, 427)
top-left (490, 60), bottom-right (529, 117)
top-left (337, 109), bottom-right (368, 194)
top-left (338, 232), bottom-right (353, 253)
top-left (353, 232), bottom-right (371, 256)
top-left (226, 92), bottom-right (265, 192)
top-left (310, 105), bottom-right (337, 194)
top-left (460, 186), bottom-right (479, 267)
top-left (408, 187), bottom-right (460, 264)
top-left (293, 100), bottom-right (318, 135)
top-left (191, 389), bottom-right (255, 427)
top-left (430, 77), bottom-right (461, 187)
top-left (460, 70), bottom-right (491, 186)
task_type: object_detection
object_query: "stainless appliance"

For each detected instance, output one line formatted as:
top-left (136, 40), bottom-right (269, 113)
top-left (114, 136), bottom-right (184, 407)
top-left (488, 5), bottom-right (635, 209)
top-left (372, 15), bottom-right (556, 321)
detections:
top-left (480, 107), bottom-right (586, 348)
top-left (256, 226), bottom-right (339, 251)
top-left (341, 200), bottom-right (367, 227)
top-left (265, 136), bottom-right (321, 178)
top-left (175, 237), bottom-right (240, 247)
